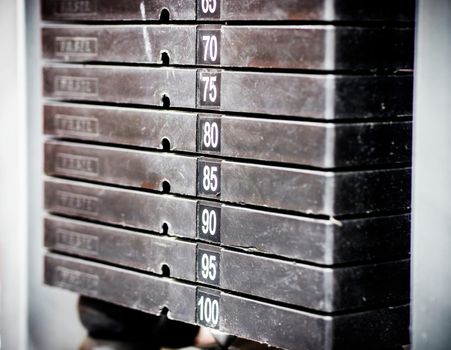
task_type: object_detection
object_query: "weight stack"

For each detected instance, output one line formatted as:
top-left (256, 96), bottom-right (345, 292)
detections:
top-left (41, 1), bottom-right (414, 349)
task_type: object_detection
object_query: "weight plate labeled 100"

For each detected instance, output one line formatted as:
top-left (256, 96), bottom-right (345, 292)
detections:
top-left (44, 254), bottom-right (409, 350)
top-left (44, 178), bottom-right (410, 265)
top-left (42, 25), bottom-right (413, 71)
top-left (43, 65), bottom-right (413, 120)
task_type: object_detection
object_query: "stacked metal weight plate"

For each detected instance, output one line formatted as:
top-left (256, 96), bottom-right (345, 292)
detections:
top-left (41, 1), bottom-right (414, 349)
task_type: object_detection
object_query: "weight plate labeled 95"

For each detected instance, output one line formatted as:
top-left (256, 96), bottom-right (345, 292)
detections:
top-left (44, 254), bottom-right (409, 350)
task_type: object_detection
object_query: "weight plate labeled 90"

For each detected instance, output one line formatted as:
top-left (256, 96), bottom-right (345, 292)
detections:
top-left (198, 115), bottom-right (221, 153)
top-left (197, 202), bottom-right (221, 243)
top-left (197, 70), bottom-right (221, 109)
top-left (197, 159), bottom-right (222, 198)
top-left (196, 245), bottom-right (221, 286)
top-left (196, 288), bottom-right (221, 329)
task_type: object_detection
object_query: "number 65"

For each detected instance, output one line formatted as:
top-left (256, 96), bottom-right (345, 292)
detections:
top-left (201, 0), bottom-right (217, 14)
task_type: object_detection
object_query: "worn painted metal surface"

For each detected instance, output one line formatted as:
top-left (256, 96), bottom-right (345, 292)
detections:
top-left (44, 178), bottom-right (410, 265)
top-left (43, 103), bottom-right (412, 168)
top-left (42, 25), bottom-right (414, 70)
top-left (45, 254), bottom-right (410, 350)
top-left (41, 0), bottom-right (415, 22)
top-left (43, 65), bottom-right (413, 119)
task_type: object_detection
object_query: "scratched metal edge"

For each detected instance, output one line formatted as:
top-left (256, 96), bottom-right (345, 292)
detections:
top-left (44, 253), bottom-right (410, 350)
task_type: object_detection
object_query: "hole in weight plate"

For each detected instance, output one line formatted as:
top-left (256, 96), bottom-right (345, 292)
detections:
top-left (161, 138), bottom-right (171, 151)
top-left (161, 94), bottom-right (170, 108)
top-left (160, 8), bottom-right (170, 22)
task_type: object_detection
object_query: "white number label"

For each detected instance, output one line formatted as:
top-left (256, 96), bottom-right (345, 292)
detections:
top-left (202, 75), bottom-right (217, 103)
top-left (203, 121), bottom-right (219, 149)
top-left (197, 247), bottom-right (220, 285)
top-left (198, 160), bottom-right (221, 196)
top-left (197, 204), bottom-right (221, 243)
top-left (203, 165), bottom-right (218, 191)
top-left (198, 71), bottom-right (221, 108)
top-left (201, 253), bottom-right (217, 280)
top-left (197, 292), bottom-right (220, 328)
top-left (202, 35), bottom-right (218, 62)
top-left (201, 0), bottom-right (217, 14)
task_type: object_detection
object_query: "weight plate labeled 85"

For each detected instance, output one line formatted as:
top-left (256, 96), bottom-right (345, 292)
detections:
top-left (196, 288), bottom-right (221, 329)
top-left (197, 202), bottom-right (221, 243)
top-left (197, 70), bottom-right (221, 109)
top-left (197, 159), bottom-right (222, 198)
top-left (196, 245), bottom-right (221, 286)
top-left (198, 115), bottom-right (221, 153)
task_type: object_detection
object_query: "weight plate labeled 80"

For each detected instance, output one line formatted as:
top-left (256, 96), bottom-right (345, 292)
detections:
top-left (197, 159), bottom-right (222, 198)
top-left (196, 245), bottom-right (221, 286)
top-left (198, 115), bottom-right (221, 153)
top-left (197, 28), bottom-right (221, 65)
top-left (197, 70), bottom-right (221, 109)
top-left (196, 288), bottom-right (221, 329)
top-left (197, 202), bottom-right (221, 243)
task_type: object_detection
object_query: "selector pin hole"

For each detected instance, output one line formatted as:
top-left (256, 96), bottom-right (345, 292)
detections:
top-left (159, 9), bottom-right (170, 22)
top-left (161, 264), bottom-right (171, 277)
top-left (161, 52), bottom-right (170, 65)
top-left (162, 181), bottom-right (171, 193)
top-left (162, 223), bottom-right (169, 235)
top-left (160, 306), bottom-right (169, 316)
top-left (161, 94), bottom-right (170, 108)
top-left (161, 138), bottom-right (171, 151)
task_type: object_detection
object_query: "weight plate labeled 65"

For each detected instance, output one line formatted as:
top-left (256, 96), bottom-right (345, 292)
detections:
top-left (197, 0), bottom-right (221, 19)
